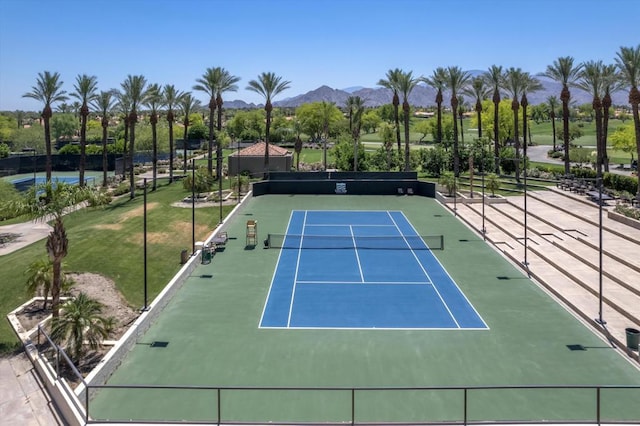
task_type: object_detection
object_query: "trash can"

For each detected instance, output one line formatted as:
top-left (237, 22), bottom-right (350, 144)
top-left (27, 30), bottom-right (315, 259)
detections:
top-left (626, 328), bottom-right (639, 351)
top-left (201, 246), bottom-right (212, 264)
top-left (180, 249), bottom-right (189, 264)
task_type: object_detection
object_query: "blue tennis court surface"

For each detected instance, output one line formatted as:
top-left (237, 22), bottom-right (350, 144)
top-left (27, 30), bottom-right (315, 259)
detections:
top-left (260, 210), bottom-right (488, 330)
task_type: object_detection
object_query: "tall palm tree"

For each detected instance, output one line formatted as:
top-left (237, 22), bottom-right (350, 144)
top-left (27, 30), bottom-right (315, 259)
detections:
top-left (463, 76), bottom-right (490, 140)
top-left (163, 85), bottom-right (184, 183)
top-left (397, 70), bottom-right (419, 171)
top-left (92, 90), bottom-right (116, 187)
top-left (193, 68), bottom-right (220, 177)
top-left (502, 67), bottom-right (527, 181)
top-left (616, 44), bottom-right (640, 202)
top-left (576, 61), bottom-right (605, 174)
top-left (542, 56), bottom-right (583, 175)
top-left (144, 83), bottom-right (162, 190)
top-left (120, 75), bottom-right (148, 198)
top-left (378, 68), bottom-right (403, 153)
top-left (457, 96), bottom-right (466, 144)
top-left (422, 67), bottom-right (448, 144)
top-left (520, 74), bottom-right (543, 173)
top-left (178, 93), bottom-right (201, 173)
top-left (116, 93), bottom-right (131, 181)
top-left (444, 66), bottom-right (471, 176)
top-left (51, 292), bottom-right (113, 362)
top-left (601, 64), bottom-right (622, 172)
top-left (214, 69), bottom-right (240, 180)
top-left (71, 74), bottom-right (99, 188)
top-left (246, 72), bottom-right (291, 178)
top-left (484, 65), bottom-right (503, 173)
top-left (22, 71), bottom-right (68, 182)
top-left (547, 96), bottom-right (560, 151)
top-left (346, 96), bottom-right (366, 171)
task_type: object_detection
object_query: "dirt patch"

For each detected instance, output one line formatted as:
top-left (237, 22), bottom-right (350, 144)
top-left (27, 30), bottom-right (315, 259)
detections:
top-left (120, 202), bottom-right (159, 221)
top-left (93, 223), bottom-right (123, 231)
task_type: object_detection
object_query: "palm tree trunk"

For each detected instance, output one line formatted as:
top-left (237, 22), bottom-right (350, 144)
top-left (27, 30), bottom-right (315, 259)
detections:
top-left (593, 98), bottom-right (603, 175)
top-left (551, 112), bottom-right (557, 151)
top-left (183, 118), bottom-right (189, 173)
top-left (602, 94), bottom-right (612, 172)
top-left (631, 89), bottom-right (640, 202)
top-left (393, 95), bottom-right (401, 153)
top-left (102, 118), bottom-right (108, 187)
top-left (43, 106), bottom-right (53, 182)
top-left (264, 102), bottom-right (272, 178)
top-left (403, 102), bottom-right (411, 171)
top-left (122, 117), bottom-right (129, 181)
top-left (436, 91), bottom-right (443, 143)
top-left (151, 116), bottom-right (157, 191)
top-left (79, 107), bottom-right (88, 187)
top-left (168, 115), bottom-right (174, 183)
top-left (561, 86), bottom-right (571, 175)
top-left (512, 100), bottom-right (521, 182)
top-left (129, 113), bottom-right (136, 199)
top-left (492, 92), bottom-right (500, 174)
top-left (452, 96), bottom-right (460, 177)
top-left (207, 100), bottom-right (215, 177)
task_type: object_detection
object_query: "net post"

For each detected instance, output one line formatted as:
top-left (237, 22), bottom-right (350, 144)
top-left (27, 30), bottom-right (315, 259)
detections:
top-left (440, 235), bottom-right (444, 250)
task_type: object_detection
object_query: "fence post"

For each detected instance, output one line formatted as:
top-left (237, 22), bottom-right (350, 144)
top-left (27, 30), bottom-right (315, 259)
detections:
top-left (85, 386), bottom-right (90, 423)
top-left (464, 388), bottom-right (468, 426)
top-left (596, 387), bottom-right (601, 425)
top-left (351, 388), bottom-right (355, 426)
top-left (56, 346), bottom-right (60, 379)
top-left (217, 388), bottom-right (221, 426)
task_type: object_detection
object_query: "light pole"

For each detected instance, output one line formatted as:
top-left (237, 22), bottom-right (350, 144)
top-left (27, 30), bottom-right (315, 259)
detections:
top-left (596, 175), bottom-right (605, 326)
top-left (218, 154), bottom-right (223, 225)
top-left (191, 158), bottom-right (196, 255)
top-left (481, 142), bottom-right (486, 240)
top-left (143, 178), bottom-right (148, 311)
top-left (237, 138), bottom-right (241, 205)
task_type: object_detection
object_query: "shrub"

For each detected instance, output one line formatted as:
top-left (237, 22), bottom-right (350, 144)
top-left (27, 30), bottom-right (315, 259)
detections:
top-left (614, 203), bottom-right (640, 221)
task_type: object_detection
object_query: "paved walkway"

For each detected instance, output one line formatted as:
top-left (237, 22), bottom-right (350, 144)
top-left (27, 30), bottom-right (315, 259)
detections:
top-left (0, 353), bottom-right (64, 425)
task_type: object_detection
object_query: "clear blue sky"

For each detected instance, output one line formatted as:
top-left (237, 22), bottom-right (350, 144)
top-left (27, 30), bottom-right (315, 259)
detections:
top-left (1, 0), bottom-right (638, 111)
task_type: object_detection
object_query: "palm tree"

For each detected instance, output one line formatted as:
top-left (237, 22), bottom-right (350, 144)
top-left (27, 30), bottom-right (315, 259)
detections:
top-left (502, 67), bottom-right (527, 180)
top-left (457, 96), bottom-right (466, 144)
top-left (22, 71), bottom-right (68, 182)
top-left (7, 183), bottom-right (93, 318)
top-left (484, 65), bottom-right (503, 173)
top-left (616, 44), bottom-right (640, 202)
top-left (92, 90), bottom-right (116, 187)
top-left (547, 96), bottom-right (560, 151)
top-left (214, 69), bottom-right (241, 180)
top-left (378, 68), bottom-right (403, 153)
top-left (397, 70), bottom-right (419, 171)
top-left (542, 56), bottom-right (583, 175)
top-left (463, 76), bottom-right (491, 140)
top-left (163, 85), bottom-right (183, 183)
top-left (193, 67), bottom-right (220, 177)
top-left (346, 96), bottom-right (366, 171)
top-left (576, 61), bottom-right (605, 174)
top-left (71, 74), bottom-right (98, 187)
top-left (178, 93), bottom-right (201, 173)
top-left (444, 66), bottom-right (471, 176)
top-left (520, 74), bottom-right (543, 174)
top-left (51, 292), bottom-right (113, 362)
top-left (120, 75), bottom-right (147, 198)
top-left (144, 83), bottom-right (162, 190)
top-left (423, 67), bottom-right (448, 143)
top-left (26, 258), bottom-right (54, 310)
top-left (246, 72), bottom-right (291, 178)
top-left (116, 93), bottom-right (132, 181)
top-left (601, 64), bottom-right (622, 172)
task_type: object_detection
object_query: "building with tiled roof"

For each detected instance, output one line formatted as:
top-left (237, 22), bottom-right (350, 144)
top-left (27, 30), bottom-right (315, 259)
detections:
top-left (228, 141), bottom-right (292, 177)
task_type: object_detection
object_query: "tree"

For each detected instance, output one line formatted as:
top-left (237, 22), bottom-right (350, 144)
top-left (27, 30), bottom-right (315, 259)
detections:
top-left (413, 119), bottom-right (431, 143)
top-left (397, 70), bottom-right (419, 171)
top-left (51, 114), bottom-right (78, 140)
top-left (542, 56), bottom-right (583, 175)
top-left (50, 293), bottom-right (114, 362)
top-left (615, 44), bottom-right (640, 202)
top-left (547, 96), bottom-right (560, 151)
top-left (23, 71), bottom-right (68, 182)
top-left (378, 122), bottom-right (396, 170)
top-left (214, 68), bottom-right (241, 180)
top-left (25, 258), bottom-right (74, 310)
top-left (120, 75), bottom-right (148, 198)
top-left (520, 73), bottom-right (543, 165)
top-left (6, 183), bottom-right (101, 318)
top-left (193, 68), bottom-right (219, 177)
top-left (144, 83), bottom-right (162, 190)
top-left (610, 124), bottom-right (636, 163)
top-left (484, 65), bottom-right (503, 173)
top-left (346, 96), bottom-right (366, 171)
top-left (92, 90), bottom-right (116, 187)
top-left (246, 72), bottom-right (291, 177)
top-left (601, 64), bottom-right (622, 172)
top-left (438, 171), bottom-right (456, 196)
top-left (163, 85), bottom-right (183, 183)
top-left (116, 92), bottom-right (131, 181)
top-left (463, 76), bottom-right (491, 140)
top-left (576, 61), bottom-right (605, 174)
top-left (378, 68), bottom-right (403, 153)
top-left (361, 110), bottom-right (381, 134)
top-left (486, 173), bottom-right (500, 196)
top-left (178, 92), bottom-right (201, 173)
top-left (71, 74), bottom-right (98, 187)
top-left (444, 66), bottom-right (471, 176)
top-left (423, 67), bottom-right (448, 144)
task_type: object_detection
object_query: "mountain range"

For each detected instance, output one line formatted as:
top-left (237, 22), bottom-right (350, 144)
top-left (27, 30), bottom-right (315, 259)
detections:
top-left (224, 72), bottom-right (629, 110)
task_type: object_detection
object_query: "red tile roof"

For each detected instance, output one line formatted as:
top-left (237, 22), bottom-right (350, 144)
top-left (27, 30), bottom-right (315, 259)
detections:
top-left (237, 141), bottom-right (291, 157)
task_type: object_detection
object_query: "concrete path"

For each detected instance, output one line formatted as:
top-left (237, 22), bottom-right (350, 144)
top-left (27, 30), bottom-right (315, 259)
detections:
top-left (0, 353), bottom-right (64, 425)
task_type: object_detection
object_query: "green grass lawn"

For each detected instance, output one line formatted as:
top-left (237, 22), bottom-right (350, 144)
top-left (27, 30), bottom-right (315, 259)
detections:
top-left (0, 179), bottom-right (235, 352)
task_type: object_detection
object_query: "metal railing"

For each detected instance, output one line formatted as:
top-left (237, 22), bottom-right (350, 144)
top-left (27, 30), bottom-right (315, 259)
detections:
top-left (85, 383), bottom-right (640, 425)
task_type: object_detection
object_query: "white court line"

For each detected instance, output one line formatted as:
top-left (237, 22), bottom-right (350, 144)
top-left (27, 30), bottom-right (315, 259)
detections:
top-left (350, 225), bottom-right (365, 283)
top-left (296, 280), bottom-right (430, 285)
top-left (286, 211), bottom-right (308, 328)
top-left (398, 211), bottom-right (489, 330)
top-left (387, 211), bottom-right (461, 329)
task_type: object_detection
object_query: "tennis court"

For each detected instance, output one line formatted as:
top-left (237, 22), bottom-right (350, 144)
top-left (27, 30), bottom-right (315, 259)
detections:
top-left (87, 194), bottom-right (640, 424)
top-left (261, 210), bottom-right (487, 329)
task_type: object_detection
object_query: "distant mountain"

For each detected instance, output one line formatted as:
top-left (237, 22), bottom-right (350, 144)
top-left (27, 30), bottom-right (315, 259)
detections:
top-left (234, 73), bottom-right (629, 109)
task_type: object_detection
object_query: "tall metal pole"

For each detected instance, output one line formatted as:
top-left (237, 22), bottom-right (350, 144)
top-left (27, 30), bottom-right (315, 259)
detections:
top-left (597, 175), bottom-right (605, 326)
top-left (191, 159), bottom-right (195, 255)
top-left (218, 155), bottom-right (223, 225)
top-left (237, 139), bottom-right (241, 205)
top-left (481, 144), bottom-right (486, 239)
top-left (143, 178), bottom-right (148, 311)
top-left (523, 147), bottom-right (529, 276)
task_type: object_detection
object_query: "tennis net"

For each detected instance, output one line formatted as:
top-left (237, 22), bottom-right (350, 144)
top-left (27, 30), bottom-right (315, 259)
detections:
top-left (265, 234), bottom-right (444, 250)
